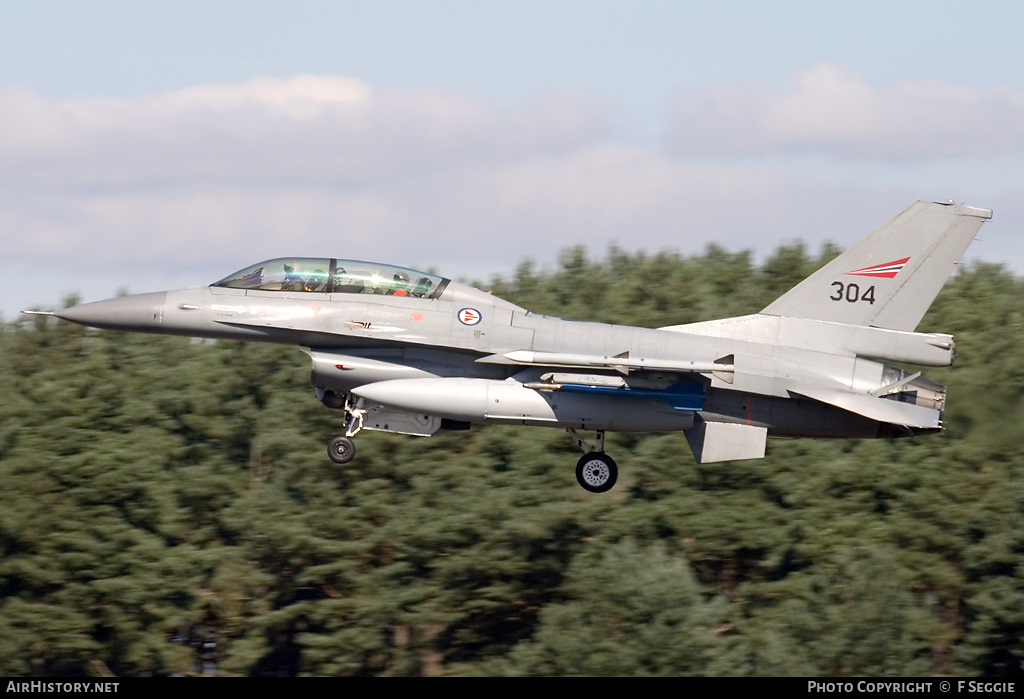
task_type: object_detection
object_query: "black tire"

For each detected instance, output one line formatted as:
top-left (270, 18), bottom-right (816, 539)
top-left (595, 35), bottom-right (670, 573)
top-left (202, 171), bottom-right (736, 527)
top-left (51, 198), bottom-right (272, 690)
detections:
top-left (327, 436), bottom-right (356, 464)
top-left (575, 452), bottom-right (618, 493)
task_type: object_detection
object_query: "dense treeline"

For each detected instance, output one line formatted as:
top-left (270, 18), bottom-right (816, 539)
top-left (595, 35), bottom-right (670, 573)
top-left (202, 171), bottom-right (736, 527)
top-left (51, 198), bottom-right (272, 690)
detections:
top-left (1, 243), bottom-right (1023, 676)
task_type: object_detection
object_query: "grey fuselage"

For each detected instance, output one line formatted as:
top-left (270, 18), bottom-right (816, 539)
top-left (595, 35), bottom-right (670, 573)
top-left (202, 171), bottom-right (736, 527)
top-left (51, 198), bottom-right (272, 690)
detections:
top-left (46, 202), bottom-right (995, 465)
top-left (57, 279), bottom-right (921, 440)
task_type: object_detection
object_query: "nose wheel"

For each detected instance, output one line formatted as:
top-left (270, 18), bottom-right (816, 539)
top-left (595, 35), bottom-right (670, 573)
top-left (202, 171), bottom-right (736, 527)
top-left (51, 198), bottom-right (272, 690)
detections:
top-left (328, 436), bottom-right (356, 464)
top-left (326, 395), bottom-right (364, 465)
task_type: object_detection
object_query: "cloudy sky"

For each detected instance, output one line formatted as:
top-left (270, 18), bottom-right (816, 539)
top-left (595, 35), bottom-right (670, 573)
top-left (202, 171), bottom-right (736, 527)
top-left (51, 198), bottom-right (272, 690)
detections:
top-left (3, 1), bottom-right (1023, 317)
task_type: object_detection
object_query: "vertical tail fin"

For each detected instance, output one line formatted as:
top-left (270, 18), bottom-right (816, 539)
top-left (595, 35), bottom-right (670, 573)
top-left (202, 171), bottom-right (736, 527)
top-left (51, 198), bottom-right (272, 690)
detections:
top-left (760, 201), bottom-right (992, 331)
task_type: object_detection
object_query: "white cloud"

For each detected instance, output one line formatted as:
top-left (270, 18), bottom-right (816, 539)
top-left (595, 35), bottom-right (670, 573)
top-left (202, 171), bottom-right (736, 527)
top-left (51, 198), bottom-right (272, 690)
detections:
top-left (0, 70), bottom-right (1018, 319)
top-left (8, 75), bottom-right (846, 276)
top-left (667, 63), bottom-right (1024, 159)
top-left (0, 75), bottom-right (608, 191)
top-left (0, 143), bottom-right (896, 275)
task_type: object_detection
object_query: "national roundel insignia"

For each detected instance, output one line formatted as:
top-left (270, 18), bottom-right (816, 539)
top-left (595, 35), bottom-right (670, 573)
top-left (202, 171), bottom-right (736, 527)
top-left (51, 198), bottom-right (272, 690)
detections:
top-left (458, 308), bottom-right (482, 325)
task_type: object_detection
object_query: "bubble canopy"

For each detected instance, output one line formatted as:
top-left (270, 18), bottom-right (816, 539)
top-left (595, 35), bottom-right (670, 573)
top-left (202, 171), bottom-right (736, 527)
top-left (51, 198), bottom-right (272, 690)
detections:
top-left (212, 258), bottom-right (449, 299)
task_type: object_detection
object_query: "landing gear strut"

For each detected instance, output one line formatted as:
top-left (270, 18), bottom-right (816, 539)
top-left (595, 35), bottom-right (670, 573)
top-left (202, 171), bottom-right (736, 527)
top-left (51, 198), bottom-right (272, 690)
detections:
top-left (567, 429), bottom-right (618, 493)
top-left (326, 393), bottom-right (365, 464)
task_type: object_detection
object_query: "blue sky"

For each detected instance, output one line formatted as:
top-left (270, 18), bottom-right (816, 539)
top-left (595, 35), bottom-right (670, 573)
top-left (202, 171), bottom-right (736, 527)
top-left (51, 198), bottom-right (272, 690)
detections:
top-left (2, 1), bottom-right (1022, 317)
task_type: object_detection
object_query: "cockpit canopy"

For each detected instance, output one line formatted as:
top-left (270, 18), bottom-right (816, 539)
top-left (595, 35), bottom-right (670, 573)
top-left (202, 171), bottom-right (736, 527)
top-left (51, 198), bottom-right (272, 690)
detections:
top-left (213, 258), bottom-right (449, 299)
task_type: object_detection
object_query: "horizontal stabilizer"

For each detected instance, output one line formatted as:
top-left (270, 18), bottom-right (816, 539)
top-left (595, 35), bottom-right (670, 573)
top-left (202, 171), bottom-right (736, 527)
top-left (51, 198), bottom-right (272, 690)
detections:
top-left (790, 388), bottom-right (940, 429)
top-left (684, 418), bottom-right (767, 463)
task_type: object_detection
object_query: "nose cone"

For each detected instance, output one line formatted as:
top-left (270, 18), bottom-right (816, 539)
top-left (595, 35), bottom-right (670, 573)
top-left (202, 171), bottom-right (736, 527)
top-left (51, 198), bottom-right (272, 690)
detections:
top-left (55, 292), bottom-right (168, 332)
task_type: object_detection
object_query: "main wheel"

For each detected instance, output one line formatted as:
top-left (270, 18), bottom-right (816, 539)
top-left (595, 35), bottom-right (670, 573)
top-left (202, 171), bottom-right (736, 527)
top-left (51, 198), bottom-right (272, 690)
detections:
top-left (327, 436), bottom-right (356, 464)
top-left (575, 452), bottom-right (618, 493)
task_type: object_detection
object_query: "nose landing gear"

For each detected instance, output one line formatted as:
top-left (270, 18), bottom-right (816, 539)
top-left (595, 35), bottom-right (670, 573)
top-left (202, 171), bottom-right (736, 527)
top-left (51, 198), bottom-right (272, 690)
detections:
top-left (325, 393), bottom-right (365, 464)
top-left (327, 435), bottom-right (356, 464)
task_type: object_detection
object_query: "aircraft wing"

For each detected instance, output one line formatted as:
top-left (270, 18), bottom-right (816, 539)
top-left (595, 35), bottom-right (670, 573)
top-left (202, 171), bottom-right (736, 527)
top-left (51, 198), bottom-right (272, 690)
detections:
top-left (487, 350), bottom-right (735, 381)
top-left (789, 387), bottom-right (941, 429)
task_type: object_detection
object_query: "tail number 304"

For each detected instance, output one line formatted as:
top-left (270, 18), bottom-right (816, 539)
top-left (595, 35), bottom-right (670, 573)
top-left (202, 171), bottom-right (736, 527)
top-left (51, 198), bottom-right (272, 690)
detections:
top-left (830, 281), bottom-right (876, 305)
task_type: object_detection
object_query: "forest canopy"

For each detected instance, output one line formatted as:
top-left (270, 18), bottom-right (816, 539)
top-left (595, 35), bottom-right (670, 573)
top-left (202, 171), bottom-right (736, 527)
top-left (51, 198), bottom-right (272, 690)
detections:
top-left (2, 242), bottom-right (1023, 677)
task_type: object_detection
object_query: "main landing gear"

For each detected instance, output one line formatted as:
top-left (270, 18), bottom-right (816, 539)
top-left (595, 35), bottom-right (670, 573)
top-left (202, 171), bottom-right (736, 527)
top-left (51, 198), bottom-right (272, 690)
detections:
top-left (567, 429), bottom-right (618, 493)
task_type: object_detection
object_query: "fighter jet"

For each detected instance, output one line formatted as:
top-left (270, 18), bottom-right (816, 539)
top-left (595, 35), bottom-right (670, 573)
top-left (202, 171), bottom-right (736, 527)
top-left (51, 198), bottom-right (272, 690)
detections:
top-left (35, 201), bottom-right (991, 492)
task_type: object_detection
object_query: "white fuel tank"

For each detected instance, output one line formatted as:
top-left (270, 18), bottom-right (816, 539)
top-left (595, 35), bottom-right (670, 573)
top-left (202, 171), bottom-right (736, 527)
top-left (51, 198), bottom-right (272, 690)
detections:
top-left (351, 378), bottom-right (695, 432)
